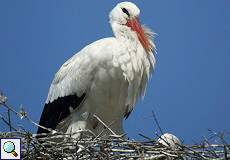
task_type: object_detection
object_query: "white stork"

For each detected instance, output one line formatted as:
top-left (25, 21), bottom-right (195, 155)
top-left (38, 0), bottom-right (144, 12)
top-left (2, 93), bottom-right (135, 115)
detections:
top-left (37, 2), bottom-right (156, 138)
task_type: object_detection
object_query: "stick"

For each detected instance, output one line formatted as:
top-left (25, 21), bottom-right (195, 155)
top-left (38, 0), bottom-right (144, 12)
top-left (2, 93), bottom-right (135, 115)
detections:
top-left (0, 102), bottom-right (53, 133)
top-left (151, 110), bottom-right (164, 135)
top-left (0, 114), bottom-right (17, 131)
top-left (7, 108), bottom-right (12, 131)
top-left (93, 114), bottom-right (117, 136)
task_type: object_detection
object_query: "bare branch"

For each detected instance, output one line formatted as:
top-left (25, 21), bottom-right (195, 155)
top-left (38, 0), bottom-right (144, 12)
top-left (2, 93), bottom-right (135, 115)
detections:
top-left (93, 114), bottom-right (117, 136)
top-left (0, 114), bottom-right (17, 131)
top-left (0, 101), bottom-right (53, 133)
top-left (0, 92), bottom-right (229, 159)
top-left (151, 110), bottom-right (164, 135)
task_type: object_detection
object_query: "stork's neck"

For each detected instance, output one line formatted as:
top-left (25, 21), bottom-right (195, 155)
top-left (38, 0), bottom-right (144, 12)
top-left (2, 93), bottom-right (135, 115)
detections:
top-left (111, 22), bottom-right (140, 51)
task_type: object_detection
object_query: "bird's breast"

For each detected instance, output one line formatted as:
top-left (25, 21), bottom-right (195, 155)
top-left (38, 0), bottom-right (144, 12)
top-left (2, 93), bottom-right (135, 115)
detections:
top-left (89, 64), bottom-right (128, 109)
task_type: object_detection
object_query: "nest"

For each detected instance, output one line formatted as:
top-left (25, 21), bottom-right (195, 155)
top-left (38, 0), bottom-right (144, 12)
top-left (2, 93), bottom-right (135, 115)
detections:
top-left (0, 92), bottom-right (230, 159)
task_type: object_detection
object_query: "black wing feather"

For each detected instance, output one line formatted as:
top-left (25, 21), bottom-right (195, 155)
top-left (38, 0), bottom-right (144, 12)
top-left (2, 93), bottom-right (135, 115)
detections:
top-left (37, 94), bottom-right (86, 134)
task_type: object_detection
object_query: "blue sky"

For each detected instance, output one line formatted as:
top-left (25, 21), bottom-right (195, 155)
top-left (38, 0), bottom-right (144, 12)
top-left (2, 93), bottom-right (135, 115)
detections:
top-left (0, 1), bottom-right (230, 145)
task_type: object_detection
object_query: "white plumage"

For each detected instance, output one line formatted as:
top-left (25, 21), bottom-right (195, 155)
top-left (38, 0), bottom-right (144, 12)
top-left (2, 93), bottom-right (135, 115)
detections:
top-left (158, 133), bottom-right (181, 148)
top-left (37, 2), bottom-right (156, 138)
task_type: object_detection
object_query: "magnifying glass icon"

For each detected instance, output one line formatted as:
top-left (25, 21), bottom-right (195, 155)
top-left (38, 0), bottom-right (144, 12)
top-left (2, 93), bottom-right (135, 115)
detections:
top-left (3, 141), bottom-right (18, 157)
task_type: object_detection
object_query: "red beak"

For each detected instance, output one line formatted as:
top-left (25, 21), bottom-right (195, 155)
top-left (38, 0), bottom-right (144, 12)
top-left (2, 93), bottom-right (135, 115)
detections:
top-left (127, 17), bottom-right (151, 52)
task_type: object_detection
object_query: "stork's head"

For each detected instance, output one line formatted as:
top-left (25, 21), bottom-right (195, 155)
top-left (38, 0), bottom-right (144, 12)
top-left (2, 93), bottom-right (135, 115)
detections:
top-left (110, 2), bottom-right (151, 52)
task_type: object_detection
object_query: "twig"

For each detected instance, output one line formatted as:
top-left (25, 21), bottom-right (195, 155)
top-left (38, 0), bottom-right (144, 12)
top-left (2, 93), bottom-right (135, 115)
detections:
top-left (161, 150), bottom-right (178, 158)
top-left (0, 102), bottom-right (53, 133)
top-left (93, 114), bottom-right (117, 136)
top-left (221, 133), bottom-right (229, 160)
top-left (155, 132), bottom-right (172, 148)
top-left (0, 92), bottom-right (229, 159)
top-left (202, 135), bottom-right (219, 158)
top-left (151, 110), bottom-right (164, 135)
top-left (179, 144), bottom-right (209, 159)
top-left (18, 124), bottom-right (26, 132)
top-left (0, 114), bottom-right (17, 131)
top-left (139, 133), bottom-right (154, 141)
top-left (7, 108), bottom-right (12, 131)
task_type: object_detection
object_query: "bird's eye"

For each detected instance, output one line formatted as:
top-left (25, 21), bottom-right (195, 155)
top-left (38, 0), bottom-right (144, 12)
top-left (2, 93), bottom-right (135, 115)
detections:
top-left (122, 8), bottom-right (130, 17)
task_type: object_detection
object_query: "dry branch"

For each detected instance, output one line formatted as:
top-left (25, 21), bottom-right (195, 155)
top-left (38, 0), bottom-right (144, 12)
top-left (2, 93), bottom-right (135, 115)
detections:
top-left (0, 92), bottom-right (229, 159)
